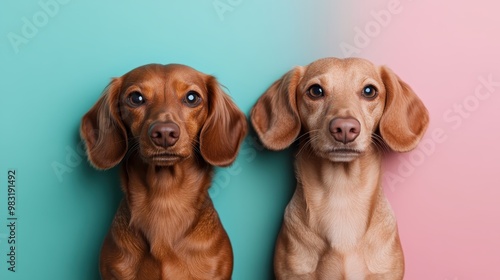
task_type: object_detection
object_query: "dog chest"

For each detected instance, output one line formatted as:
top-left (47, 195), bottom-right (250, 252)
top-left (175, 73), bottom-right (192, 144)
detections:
top-left (322, 194), bottom-right (369, 251)
top-left (304, 172), bottom-right (374, 252)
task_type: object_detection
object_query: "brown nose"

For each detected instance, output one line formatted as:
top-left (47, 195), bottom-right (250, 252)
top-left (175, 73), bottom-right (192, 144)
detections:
top-left (149, 122), bottom-right (180, 148)
top-left (329, 118), bottom-right (361, 144)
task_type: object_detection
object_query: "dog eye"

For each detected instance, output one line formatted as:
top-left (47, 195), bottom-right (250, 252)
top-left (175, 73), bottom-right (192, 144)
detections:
top-left (128, 91), bottom-right (145, 106)
top-left (362, 85), bottom-right (378, 99)
top-left (307, 84), bottom-right (324, 99)
top-left (184, 91), bottom-right (202, 107)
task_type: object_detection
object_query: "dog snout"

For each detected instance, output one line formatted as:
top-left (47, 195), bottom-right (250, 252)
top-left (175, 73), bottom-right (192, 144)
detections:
top-left (329, 118), bottom-right (361, 144)
top-left (149, 122), bottom-right (180, 148)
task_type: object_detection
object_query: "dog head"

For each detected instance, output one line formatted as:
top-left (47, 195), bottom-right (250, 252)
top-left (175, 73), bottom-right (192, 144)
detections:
top-left (251, 57), bottom-right (429, 162)
top-left (81, 64), bottom-right (247, 169)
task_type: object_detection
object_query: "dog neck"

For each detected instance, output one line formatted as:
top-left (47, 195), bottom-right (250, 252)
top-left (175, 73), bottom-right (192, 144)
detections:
top-left (120, 153), bottom-right (213, 257)
top-left (293, 144), bottom-right (385, 248)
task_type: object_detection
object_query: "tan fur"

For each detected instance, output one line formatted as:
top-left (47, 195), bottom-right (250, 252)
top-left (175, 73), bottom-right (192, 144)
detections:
top-left (81, 64), bottom-right (247, 280)
top-left (251, 57), bottom-right (429, 280)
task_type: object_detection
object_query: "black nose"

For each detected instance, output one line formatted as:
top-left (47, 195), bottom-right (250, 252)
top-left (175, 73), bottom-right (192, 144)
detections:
top-left (329, 118), bottom-right (361, 144)
top-left (149, 122), bottom-right (180, 148)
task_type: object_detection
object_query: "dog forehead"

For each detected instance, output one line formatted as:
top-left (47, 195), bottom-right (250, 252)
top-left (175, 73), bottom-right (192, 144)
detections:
top-left (304, 57), bottom-right (378, 80)
top-left (121, 64), bottom-right (207, 89)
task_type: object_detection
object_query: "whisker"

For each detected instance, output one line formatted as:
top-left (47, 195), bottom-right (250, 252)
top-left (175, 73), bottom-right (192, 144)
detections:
top-left (295, 133), bottom-right (312, 157)
top-left (296, 131), bottom-right (320, 158)
top-left (295, 130), bottom-right (311, 142)
top-left (123, 135), bottom-right (142, 160)
top-left (371, 133), bottom-right (390, 154)
top-left (190, 140), bottom-right (203, 163)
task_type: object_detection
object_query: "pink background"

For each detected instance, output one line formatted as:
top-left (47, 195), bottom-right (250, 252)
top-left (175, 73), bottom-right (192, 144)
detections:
top-left (340, 0), bottom-right (500, 279)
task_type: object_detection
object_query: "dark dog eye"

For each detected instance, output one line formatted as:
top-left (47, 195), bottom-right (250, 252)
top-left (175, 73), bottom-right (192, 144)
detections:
top-left (128, 91), bottom-right (145, 106)
top-left (307, 84), bottom-right (324, 99)
top-left (362, 85), bottom-right (378, 99)
top-left (184, 91), bottom-right (202, 107)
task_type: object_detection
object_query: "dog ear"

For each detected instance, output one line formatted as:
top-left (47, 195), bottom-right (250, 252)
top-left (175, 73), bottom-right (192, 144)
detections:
top-left (379, 66), bottom-right (429, 152)
top-left (80, 78), bottom-right (128, 169)
top-left (250, 67), bottom-right (304, 150)
top-left (199, 77), bottom-right (248, 167)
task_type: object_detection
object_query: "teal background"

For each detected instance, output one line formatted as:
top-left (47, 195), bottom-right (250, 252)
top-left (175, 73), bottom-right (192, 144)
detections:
top-left (0, 1), bottom-right (347, 279)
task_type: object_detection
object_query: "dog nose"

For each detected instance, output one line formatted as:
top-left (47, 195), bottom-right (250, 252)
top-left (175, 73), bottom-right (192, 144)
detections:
top-left (329, 118), bottom-right (361, 144)
top-left (149, 122), bottom-right (180, 148)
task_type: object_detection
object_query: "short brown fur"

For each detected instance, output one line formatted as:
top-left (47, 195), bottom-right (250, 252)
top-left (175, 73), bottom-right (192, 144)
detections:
top-left (81, 64), bottom-right (247, 280)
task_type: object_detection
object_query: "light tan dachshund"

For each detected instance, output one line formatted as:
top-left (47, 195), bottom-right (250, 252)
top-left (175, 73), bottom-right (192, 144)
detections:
top-left (80, 64), bottom-right (247, 280)
top-left (251, 57), bottom-right (429, 279)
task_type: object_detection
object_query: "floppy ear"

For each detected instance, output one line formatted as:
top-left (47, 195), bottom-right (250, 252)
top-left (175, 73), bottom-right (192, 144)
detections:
top-left (379, 66), bottom-right (429, 152)
top-left (250, 67), bottom-right (304, 150)
top-left (80, 78), bottom-right (128, 169)
top-left (199, 77), bottom-right (248, 167)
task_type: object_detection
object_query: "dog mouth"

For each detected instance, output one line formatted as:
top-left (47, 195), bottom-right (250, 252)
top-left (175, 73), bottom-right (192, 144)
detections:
top-left (328, 148), bottom-right (363, 161)
top-left (329, 148), bottom-right (362, 154)
top-left (148, 153), bottom-right (186, 164)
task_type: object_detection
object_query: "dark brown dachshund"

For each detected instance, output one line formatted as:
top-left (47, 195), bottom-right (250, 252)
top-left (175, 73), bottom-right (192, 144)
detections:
top-left (80, 64), bottom-right (247, 280)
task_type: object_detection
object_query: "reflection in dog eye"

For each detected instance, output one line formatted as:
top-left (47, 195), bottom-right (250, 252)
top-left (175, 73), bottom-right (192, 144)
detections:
top-left (307, 84), bottom-right (324, 99)
top-left (184, 91), bottom-right (202, 107)
top-left (362, 85), bottom-right (378, 99)
top-left (129, 91), bottom-right (145, 106)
